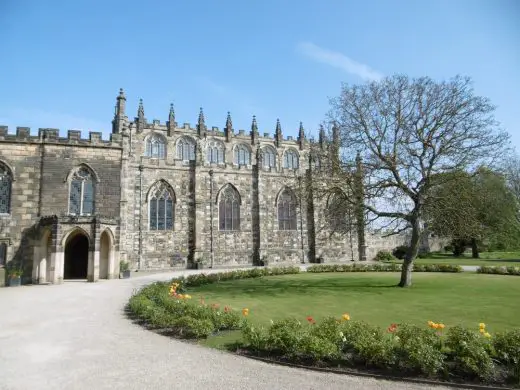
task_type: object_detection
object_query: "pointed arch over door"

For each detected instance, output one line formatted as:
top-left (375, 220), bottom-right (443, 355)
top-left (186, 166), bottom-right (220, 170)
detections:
top-left (99, 229), bottom-right (114, 279)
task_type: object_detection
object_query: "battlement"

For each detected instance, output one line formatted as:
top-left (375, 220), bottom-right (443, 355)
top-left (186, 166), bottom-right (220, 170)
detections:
top-left (0, 126), bottom-right (122, 147)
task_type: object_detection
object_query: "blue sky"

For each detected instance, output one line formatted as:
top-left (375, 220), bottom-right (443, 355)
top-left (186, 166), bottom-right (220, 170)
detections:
top-left (1, 0), bottom-right (519, 150)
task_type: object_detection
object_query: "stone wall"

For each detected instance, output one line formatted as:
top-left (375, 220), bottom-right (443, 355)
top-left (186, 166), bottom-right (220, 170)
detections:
top-left (0, 128), bottom-right (122, 285)
top-left (0, 91), bottom-right (450, 286)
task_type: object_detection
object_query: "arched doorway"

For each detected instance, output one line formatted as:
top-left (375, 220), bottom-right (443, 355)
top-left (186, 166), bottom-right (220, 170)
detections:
top-left (64, 232), bottom-right (89, 279)
top-left (99, 230), bottom-right (112, 279)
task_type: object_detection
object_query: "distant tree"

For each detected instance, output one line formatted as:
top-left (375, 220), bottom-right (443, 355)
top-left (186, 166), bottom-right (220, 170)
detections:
top-left (425, 168), bottom-right (520, 257)
top-left (326, 74), bottom-right (510, 287)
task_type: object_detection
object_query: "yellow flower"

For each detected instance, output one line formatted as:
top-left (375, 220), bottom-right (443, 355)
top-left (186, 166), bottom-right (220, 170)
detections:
top-left (242, 308), bottom-right (249, 316)
top-left (432, 323), bottom-right (439, 329)
top-left (479, 323), bottom-right (486, 329)
top-left (177, 294), bottom-right (184, 299)
top-left (438, 323), bottom-right (445, 330)
top-left (342, 313), bottom-right (350, 321)
top-left (184, 294), bottom-right (192, 299)
top-left (483, 332), bottom-right (491, 338)
top-left (479, 328), bottom-right (485, 334)
top-left (427, 321), bottom-right (434, 327)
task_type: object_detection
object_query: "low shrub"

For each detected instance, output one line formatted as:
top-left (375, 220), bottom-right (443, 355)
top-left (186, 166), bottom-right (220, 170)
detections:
top-left (444, 325), bottom-right (495, 381)
top-left (340, 320), bottom-right (396, 368)
top-left (306, 263), bottom-right (462, 273)
top-left (392, 245), bottom-right (409, 260)
top-left (477, 266), bottom-right (520, 276)
top-left (373, 250), bottom-right (395, 262)
top-left (393, 324), bottom-right (445, 376)
top-left (173, 316), bottom-right (215, 338)
top-left (493, 329), bottom-right (520, 383)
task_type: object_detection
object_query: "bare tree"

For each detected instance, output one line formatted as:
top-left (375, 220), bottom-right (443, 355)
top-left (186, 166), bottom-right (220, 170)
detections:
top-left (503, 153), bottom-right (520, 221)
top-left (328, 74), bottom-right (510, 287)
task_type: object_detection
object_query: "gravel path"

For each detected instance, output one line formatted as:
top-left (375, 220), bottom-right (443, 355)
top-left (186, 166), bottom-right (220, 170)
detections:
top-left (0, 270), bottom-right (456, 390)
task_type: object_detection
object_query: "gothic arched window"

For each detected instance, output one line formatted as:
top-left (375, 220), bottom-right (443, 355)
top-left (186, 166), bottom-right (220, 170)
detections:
top-left (327, 192), bottom-right (349, 233)
top-left (278, 188), bottom-right (297, 230)
top-left (262, 146), bottom-right (276, 168)
top-left (234, 144), bottom-right (251, 165)
top-left (149, 181), bottom-right (175, 230)
top-left (69, 167), bottom-right (94, 215)
top-left (219, 185), bottom-right (241, 231)
top-left (283, 149), bottom-right (299, 169)
top-left (207, 140), bottom-right (225, 164)
top-left (0, 242), bottom-right (6, 266)
top-left (145, 133), bottom-right (166, 159)
top-left (176, 137), bottom-right (196, 161)
top-left (0, 163), bottom-right (12, 214)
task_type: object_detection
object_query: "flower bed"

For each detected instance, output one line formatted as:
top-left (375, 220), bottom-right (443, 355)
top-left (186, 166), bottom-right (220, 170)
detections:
top-left (241, 316), bottom-right (520, 386)
top-left (477, 265), bottom-right (520, 276)
top-left (306, 263), bottom-right (463, 273)
top-left (127, 266), bottom-right (520, 387)
top-left (127, 267), bottom-right (300, 338)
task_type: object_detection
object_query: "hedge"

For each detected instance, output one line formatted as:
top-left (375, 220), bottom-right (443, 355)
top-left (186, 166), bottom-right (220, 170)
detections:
top-left (477, 266), bottom-right (520, 276)
top-left (306, 263), bottom-right (463, 273)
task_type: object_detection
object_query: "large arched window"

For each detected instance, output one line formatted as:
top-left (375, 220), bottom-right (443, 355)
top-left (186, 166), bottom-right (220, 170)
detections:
top-left (69, 166), bottom-right (94, 216)
top-left (234, 144), bottom-right (251, 165)
top-left (0, 163), bottom-right (12, 214)
top-left (149, 181), bottom-right (175, 231)
top-left (145, 133), bottom-right (166, 159)
top-left (207, 140), bottom-right (225, 164)
top-left (283, 149), bottom-right (299, 169)
top-left (278, 188), bottom-right (297, 230)
top-left (0, 242), bottom-right (6, 266)
top-left (327, 192), bottom-right (350, 233)
top-left (262, 146), bottom-right (276, 168)
top-left (176, 137), bottom-right (196, 161)
top-left (219, 185), bottom-right (241, 231)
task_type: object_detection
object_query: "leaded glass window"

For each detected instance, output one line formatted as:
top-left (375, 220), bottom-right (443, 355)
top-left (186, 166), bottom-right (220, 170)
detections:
top-left (0, 243), bottom-right (6, 266)
top-left (149, 181), bottom-right (175, 230)
top-left (69, 167), bottom-right (94, 215)
top-left (328, 193), bottom-right (349, 233)
top-left (262, 146), bottom-right (276, 168)
top-left (278, 188), bottom-right (297, 230)
top-left (176, 137), bottom-right (196, 161)
top-left (145, 134), bottom-right (166, 159)
top-left (0, 164), bottom-right (12, 214)
top-left (219, 185), bottom-right (240, 231)
top-left (234, 144), bottom-right (250, 165)
top-left (283, 150), bottom-right (299, 169)
top-left (206, 140), bottom-right (225, 164)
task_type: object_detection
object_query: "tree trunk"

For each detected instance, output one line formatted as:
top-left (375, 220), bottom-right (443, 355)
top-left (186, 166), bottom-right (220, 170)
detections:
top-left (398, 217), bottom-right (421, 287)
top-left (471, 238), bottom-right (479, 258)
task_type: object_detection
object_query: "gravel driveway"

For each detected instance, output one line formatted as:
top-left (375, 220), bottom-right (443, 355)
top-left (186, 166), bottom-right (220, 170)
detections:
top-left (0, 271), bottom-right (455, 390)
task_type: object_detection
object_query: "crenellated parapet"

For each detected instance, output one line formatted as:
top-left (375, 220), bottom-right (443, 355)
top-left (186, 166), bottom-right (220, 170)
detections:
top-left (0, 126), bottom-right (123, 148)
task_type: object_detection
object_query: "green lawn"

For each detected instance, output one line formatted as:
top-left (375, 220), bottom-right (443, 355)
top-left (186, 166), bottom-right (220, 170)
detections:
top-left (386, 251), bottom-right (520, 267)
top-left (190, 272), bottom-right (520, 348)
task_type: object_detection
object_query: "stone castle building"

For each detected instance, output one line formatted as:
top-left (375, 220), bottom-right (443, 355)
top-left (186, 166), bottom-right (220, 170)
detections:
top-left (0, 89), bottom-right (400, 286)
